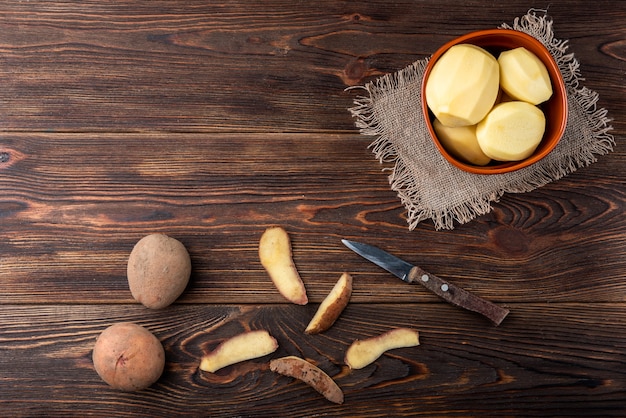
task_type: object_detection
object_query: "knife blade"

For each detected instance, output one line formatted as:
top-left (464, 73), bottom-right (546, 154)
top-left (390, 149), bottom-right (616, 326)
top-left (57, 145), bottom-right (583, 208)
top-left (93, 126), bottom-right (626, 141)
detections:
top-left (342, 239), bottom-right (509, 326)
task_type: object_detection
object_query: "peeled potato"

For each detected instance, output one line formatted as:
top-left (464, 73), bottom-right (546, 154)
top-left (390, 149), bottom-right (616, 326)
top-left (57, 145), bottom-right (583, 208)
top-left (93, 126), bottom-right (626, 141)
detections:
top-left (476, 101), bottom-right (546, 161)
top-left (433, 119), bottom-right (491, 166)
top-left (426, 44), bottom-right (500, 127)
top-left (498, 46), bottom-right (553, 105)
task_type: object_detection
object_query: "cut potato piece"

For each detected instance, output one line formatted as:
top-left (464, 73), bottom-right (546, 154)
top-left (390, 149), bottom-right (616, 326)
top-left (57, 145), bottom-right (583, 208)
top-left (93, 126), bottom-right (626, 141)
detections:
top-left (345, 328), bottom-right (420, 370)
top-left (433, 119), bottom-right (491, 166)
top-left (476, 101), bottom-right (546, 161)
top-left (305, 272), bottom-right (353, 334)
top-left (426, 44), bottom-right (500, 127)
top-left (269, 356), bottom-right (344, 404)
top-left (259, 226), bottom-right (308, 305)
top-left (199, 330), bottom-right (278, 373)
top-left (498, 47), bottom-right (553, 105)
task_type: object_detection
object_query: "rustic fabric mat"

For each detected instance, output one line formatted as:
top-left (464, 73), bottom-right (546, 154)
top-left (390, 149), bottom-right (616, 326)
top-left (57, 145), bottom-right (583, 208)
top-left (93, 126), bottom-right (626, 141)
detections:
top-left (349, 10), bottom-right (615, 230)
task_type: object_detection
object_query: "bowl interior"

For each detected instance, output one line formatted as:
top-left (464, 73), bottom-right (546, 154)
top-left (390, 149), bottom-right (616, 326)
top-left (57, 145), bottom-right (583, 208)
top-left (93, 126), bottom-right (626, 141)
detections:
top-left (422, 29), bottom-right (568, 175)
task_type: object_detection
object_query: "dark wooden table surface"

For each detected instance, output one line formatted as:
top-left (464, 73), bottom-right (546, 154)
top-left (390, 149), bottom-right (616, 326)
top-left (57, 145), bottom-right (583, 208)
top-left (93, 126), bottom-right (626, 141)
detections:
top-left (1, 1), bottom-right (624, 417)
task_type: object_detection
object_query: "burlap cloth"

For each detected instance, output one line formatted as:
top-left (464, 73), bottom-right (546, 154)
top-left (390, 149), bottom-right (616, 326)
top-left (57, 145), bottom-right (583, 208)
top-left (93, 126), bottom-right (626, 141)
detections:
top-left (349, 11), bottom-right (615, 230)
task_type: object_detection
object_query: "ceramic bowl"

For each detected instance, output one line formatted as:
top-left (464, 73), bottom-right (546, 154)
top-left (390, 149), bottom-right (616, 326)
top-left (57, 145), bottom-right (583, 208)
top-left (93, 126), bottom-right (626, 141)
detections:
top-left (421, 29), bottom-right (568, 175)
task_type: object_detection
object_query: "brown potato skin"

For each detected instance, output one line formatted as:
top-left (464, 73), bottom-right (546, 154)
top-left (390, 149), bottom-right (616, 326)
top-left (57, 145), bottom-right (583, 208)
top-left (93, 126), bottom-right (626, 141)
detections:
top-left (127, 234), bottom-right (191, 309)
top-left (269, 356), bottom-right (344, 404)
top-left (92, 322), bottom-right (165, 391)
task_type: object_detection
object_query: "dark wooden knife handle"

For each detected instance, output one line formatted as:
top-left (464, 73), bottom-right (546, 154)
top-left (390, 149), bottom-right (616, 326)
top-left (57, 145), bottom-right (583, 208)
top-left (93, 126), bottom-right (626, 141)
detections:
top-left (407, 266), bottom-right (509, 326)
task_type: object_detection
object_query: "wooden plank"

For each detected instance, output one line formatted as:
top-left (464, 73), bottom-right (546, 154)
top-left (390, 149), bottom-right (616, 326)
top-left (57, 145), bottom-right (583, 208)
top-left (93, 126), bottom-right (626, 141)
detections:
top-left (1, 303), bottom-right (625, 417)
top-left (0, 1), bottom-right (623, 417)
top-left (0, 1), bottom-right (623, 132)
top-left (1, 133), bottom-right (625, 305)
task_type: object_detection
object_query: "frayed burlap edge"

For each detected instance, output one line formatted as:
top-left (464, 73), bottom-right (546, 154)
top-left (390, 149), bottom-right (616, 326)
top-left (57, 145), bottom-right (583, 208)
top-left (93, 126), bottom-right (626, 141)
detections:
top-left (348, 10), bottom-right (615, 230)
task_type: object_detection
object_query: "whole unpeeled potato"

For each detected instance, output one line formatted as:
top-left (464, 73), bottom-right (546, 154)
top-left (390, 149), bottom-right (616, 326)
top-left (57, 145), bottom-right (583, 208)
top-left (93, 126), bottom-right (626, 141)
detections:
top-left (127, 234), bottom-right (191, 309)
top-left (92, 322), bottom-right (165, 391)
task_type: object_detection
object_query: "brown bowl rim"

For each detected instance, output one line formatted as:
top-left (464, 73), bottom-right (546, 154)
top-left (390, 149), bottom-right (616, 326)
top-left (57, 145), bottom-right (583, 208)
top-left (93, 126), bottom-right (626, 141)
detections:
top-left (421, 28), bottom-right (569, 175)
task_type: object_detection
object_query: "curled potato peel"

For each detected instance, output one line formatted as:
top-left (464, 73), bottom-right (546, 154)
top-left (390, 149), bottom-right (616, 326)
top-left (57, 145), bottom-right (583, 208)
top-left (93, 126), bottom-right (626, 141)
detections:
top-left (270, 356), bottom-right (344, 404)
top-left (199, 330), bottom-right (278, 373)
top-left (345, 328), bottom-right (420, 370)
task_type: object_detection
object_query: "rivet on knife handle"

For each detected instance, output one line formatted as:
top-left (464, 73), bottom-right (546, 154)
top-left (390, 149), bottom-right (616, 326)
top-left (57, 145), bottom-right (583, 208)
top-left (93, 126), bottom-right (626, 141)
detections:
top-left (407, 266), bottom-right (509, 326)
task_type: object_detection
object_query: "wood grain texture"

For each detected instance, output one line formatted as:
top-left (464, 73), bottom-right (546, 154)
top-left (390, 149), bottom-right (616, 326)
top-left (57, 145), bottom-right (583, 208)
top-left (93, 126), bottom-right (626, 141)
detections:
top-left (0, 1), bottom-right (623, 133)
top-left (1, 304), bottom-right (625, 417)
top-left (1, 133), bottom-right (625, 305)
top-left (0, 1), bottom-right (624, 416)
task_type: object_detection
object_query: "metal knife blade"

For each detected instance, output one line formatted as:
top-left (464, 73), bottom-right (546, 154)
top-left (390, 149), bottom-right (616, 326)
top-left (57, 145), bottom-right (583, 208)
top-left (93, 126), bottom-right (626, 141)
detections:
top-left (342, 239), bottom-right (509, 326)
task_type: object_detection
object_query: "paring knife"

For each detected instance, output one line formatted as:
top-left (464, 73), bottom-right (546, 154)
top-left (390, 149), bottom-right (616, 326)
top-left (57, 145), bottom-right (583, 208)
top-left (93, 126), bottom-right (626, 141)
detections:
top-left (342, 239), bottom-right (509, 326)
